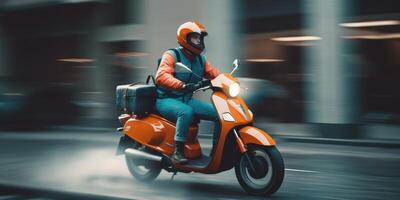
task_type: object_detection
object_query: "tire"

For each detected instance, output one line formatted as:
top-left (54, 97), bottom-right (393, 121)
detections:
top-left (235, 146), bottom-right (284, 196)
top-left (125, 151), bottom-right (162, 182)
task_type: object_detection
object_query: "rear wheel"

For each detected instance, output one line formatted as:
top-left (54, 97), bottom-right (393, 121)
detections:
top-left (235, 146), bottom-right (284, 196)
top-left (125, 148), bottom-right (162, 182)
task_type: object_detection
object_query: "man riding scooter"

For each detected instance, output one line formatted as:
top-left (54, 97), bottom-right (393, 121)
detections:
top-left (116, 21), bottom-right (284, 196)
top-left (155, 21), bottom-right (220, 164)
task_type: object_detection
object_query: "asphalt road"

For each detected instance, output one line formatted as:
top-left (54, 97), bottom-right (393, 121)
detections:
top-left (0, 131), bottom-right (399, 200)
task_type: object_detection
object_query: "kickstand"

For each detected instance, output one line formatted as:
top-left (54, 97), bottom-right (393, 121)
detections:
top-left (170, 171), bottom-right (177, 182)
top-left (166, 156), bottom-right (177, 182)
top-left (164, 154), bottom-right (178, 182)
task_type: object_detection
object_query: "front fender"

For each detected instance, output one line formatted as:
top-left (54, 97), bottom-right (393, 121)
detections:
top-left (238, 126), bottom-right (276, 146)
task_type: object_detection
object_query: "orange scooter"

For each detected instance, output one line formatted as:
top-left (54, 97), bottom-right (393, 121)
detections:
top-left (116, 59), bottom-right (284, 196)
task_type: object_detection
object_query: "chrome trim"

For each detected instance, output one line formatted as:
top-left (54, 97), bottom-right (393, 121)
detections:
top-left (125, 148), bottom-right (162, 162)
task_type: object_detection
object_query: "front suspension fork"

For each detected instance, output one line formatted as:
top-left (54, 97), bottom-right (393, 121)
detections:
top-left (233, 129), bottom-right (257, 174)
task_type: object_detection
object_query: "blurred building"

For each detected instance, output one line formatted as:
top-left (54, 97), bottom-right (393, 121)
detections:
top-left (0, 0), bottom-right (241, 128)
top-left (0, 0), bottom-right (146, 128)
top-left (0, 0), bottom-right (399, 137)
top-left (241, 0), bottom-right (400, 137)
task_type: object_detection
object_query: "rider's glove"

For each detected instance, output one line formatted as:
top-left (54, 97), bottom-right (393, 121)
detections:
top-left (200, 80), bottom-right (211, 88)
top-left (182, 83), bottom-right (202, 93)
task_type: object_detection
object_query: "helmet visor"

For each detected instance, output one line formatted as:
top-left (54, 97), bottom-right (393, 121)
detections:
top-left (186, 32), bottom-right (206, 52)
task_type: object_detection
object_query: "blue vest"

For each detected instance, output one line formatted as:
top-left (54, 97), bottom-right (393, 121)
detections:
top-left (157, 47), bottom-right (205, 102)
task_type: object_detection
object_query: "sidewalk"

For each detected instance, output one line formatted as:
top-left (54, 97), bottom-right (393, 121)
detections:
top-left (197, 120), bottom-right (400, 148)
top-left (258, 121), bottom-right (400, 147)
top-left (46, 120), bottom-right (400, 148)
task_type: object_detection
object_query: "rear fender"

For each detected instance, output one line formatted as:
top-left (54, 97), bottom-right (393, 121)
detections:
top-left (238, 126), bottom-right (276, 146)
top-left (116, 135), bottom-right (138, 155)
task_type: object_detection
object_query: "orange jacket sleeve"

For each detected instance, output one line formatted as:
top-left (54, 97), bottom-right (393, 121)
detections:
top-left (155, 52), bottom-right (221, 90)
top-left (155, 51), bottom-right (184, 90)
top-left (203, 60), bottom-right (221, 80)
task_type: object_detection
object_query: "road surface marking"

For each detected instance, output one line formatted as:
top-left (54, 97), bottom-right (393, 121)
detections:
top-left (285, 168), bottom-right (318, 173)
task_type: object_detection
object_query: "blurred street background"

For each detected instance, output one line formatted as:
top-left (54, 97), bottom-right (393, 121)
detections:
top-left (0, 0), bottom-right (399, 199)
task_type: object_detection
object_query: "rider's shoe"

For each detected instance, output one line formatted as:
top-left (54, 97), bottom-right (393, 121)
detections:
top-left (172, 149), bottom-right (188, 164)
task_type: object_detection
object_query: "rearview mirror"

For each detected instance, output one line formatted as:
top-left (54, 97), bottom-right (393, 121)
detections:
top-left (175, 62), bottom-right (193, 73)
top-left (230, 59), bottom-right (239, 75)
top-left (175, 62), bottom-right (202, 79)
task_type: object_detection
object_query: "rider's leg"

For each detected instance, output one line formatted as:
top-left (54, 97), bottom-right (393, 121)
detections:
top-left (156, 98), bottom-right (194, 163)
top-left (187, 99), bottom-right (220, 154)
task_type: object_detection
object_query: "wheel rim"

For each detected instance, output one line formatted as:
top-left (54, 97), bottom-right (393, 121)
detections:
top-left (249, 156), bottom-right (269, 178)
top-left (240, 149), bottom-right (273, 189)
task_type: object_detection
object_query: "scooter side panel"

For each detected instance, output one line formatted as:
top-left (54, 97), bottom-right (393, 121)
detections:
top-left (152, 115), bottom-right (202, 158)
top-left (124, 117), bottom-right (165, 146)
top-left (238, 126), bottom-right (276, 146)
top-left (124, 114), bottom-right (202, 159)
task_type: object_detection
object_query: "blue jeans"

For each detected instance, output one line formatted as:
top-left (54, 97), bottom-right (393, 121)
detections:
top-left (155, 98), bottom-right (220, 143)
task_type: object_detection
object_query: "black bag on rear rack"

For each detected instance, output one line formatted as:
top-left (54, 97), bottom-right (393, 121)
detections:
top-left (116, 76), bottom-right (156, 116)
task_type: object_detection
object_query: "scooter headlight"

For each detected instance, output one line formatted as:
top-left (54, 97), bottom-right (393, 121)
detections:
top-left (228, 83), bottom-right (240, 98)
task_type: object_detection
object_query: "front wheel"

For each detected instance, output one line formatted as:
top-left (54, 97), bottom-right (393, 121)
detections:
top-left (125, 152), bottom-right (162, 182)
top-left (235, 146), bottom-right (284, 196)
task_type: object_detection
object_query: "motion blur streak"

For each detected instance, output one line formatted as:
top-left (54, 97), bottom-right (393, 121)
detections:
top-left (0, 0), bottom-right (399, 199)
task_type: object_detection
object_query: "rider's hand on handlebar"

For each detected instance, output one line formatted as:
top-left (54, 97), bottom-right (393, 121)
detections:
top-left (199, 80), bottom-right (211, 88)
top-left (182, 83), bottom-right (202, 92)
top-left (183, 80), bottom-right (211, 93)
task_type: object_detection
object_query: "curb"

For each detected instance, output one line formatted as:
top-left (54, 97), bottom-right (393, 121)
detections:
top-left (280, 136), bottom-right (400, 148)
top-left (198, 133), bottom-right (400, 148)
top-left (43, 126), bottom-right (400, 148)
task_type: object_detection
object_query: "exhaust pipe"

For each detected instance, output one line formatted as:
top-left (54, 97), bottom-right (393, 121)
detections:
top-left (125, 148), bottom-right (163, 162)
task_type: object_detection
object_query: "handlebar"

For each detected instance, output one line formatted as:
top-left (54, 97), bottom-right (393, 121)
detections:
top-left (193, 85), bottom-right (211, 94)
